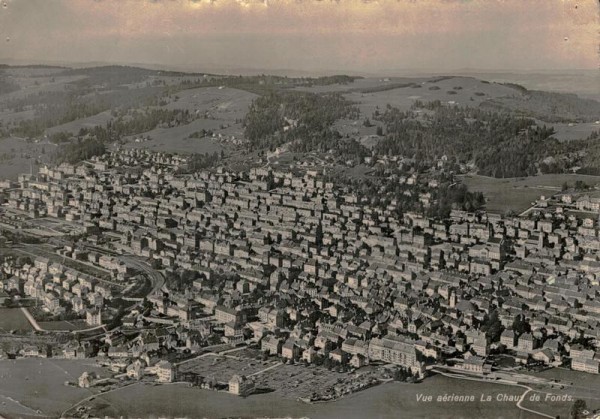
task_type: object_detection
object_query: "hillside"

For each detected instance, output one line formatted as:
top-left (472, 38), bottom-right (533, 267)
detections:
top-left (0, 65), bottom-right (599, 181)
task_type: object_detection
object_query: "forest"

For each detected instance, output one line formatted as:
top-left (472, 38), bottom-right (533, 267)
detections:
top-left (373, 102), bottom-right (564, 178)
top-left (54, 138), bottom-right (106, 165)
top-left (6, 85), bottom-right (166, 138)
top-left (243, 90), bottom-right (359, 151)
top-left (78, 108), bottom-right (196, 144)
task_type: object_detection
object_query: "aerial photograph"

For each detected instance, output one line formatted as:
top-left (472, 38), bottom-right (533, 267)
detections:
top-left (0, 0), bottom-right (599, 418)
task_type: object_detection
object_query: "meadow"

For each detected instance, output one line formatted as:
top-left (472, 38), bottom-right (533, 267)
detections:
top-left (0, 358), bottom-right (107, 418)
top-left (460, 173), bottom-right (600, 214)
top-left (0, 308), bottom-right (33, 332)
top-left (83, 374), bottom-right (548, 419)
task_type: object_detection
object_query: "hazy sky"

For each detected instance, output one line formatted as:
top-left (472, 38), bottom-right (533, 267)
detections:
top-left (0, 0), bottom-right (597, 73)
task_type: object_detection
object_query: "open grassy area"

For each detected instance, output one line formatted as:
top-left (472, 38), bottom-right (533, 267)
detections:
top-left (0, 308), bottom-right (33, 332)
top-left (37, 320), bottom-right (88, 331)
top-left (460, 173), bottom-right (600, 214)
top-left (0, 358), bottom-right (108, 418)
top-left (82, 373), bottom-right (548, 419)
top-left (122, 119), bottom-right (225, 155)
top-left (0, 137), bottom-right (56, 181)
top-left (522, 368), bottom-right (600, 418)
top-left (46, 110), bottom-right (113, 135)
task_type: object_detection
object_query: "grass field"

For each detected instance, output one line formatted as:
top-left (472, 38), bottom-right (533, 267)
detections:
top-left (46, 110), bottom-right (113, 135)
top-left (122, 118), bottom-right (226, 155)
top-left (0, 308), bottom-right (33, 332)
top-left (37, 320), bottom-right (88, 331)
top-left (0, 358), bottom-right (108, 418)
top-left (523, 368), bottom-right (600, 418)
top-left (0, 137), bottom-right (56, 181)
top-left (82, 373), bottom-right (549, 419)
top-left (548, 121), bottom-right (600, 142)
top-left (460, 173), bottom-right (600, 214)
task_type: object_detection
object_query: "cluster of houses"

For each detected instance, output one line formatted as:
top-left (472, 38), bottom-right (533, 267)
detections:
top-left (1, 148), bottom-right (600, 382)
top-left (2, 256), bottom-right (113, 324)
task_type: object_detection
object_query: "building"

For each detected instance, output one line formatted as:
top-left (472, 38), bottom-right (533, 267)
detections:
top-left (155, 360), bottom-right (175, 383)
top-left (461, 356), bottom-right (492, 374)
top-left (281, 339), bottom-right (302, 360)
top-left (215, 306), bottom-right (245, 324)
top-left (229, 374), bottom-right (254, 396)
top-left (500, 330), bottom-right (516, 349)
top-left (517, 333), bottom-right (536, 352)
top-left (368, 336), bottom-right (423, 376)
top-left (261, 335), bottom-right (283, 355)
top-left (86, 308), bottom-right (102, 326)
top-left (571, 357), bottom-right (600, 374)
top-left (78, 371), bottom-right (98, 388)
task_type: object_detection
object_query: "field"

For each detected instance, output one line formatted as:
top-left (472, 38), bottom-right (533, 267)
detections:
top-left (46, 110), bottom-right (113, 135)
top-left (460, 173), bottom-right (600, 214)
top-left (547, 121), bottom-right (600, 142)
top-left (0, 137), bottom-right (55, 181)
top-left (0, 358), bottom-right (108, 418)
top-left (522, 368), bottom-right (600, 418)
top-left (37, 320), bottom-right (88, 331)
top-left (122, 119), bottom-right (225, 155)
top-left (0, 357), bottom-right (589, 418)
top-left (117, 86), bottom-right (258, 155)
top-left (298, 77), bottom-right (521, 124)
top-left (0, 308), bottom-right (33, 332)
top-left (298, 75), bottom-right (600, 142)
top-left (82, 373), bottom-right (549, 419)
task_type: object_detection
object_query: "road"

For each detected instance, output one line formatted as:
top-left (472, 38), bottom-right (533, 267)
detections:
top-left (60, 382), bottom-right (138, 418)
top-left (434, 368), bottom-right (558, 419)
top-left (247, 361), bottom-right (283, 378)
top-left (119, 255), bottom-right (165, 295)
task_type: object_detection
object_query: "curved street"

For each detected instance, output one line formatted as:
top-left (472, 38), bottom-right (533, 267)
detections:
top-left (119, 256), bottom-right (165, 296)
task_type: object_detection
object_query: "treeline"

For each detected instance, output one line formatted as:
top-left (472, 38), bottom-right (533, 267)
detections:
top-left (244, 91), bottom-right (359, 151)
top-left (428, 183), bottom-right (485, 219)
top-left (177, 74), bottom-right (359, 92)
top-left (7, 84), bottom-right (166, 138)
top-left (54, 138), bottom-right (106, 164)
top-left (186, 151), bottom-right (223, 172)
top-left (79, 108), bottom-right (195, 143)
top-left (374, 103), bottom-right (560, 178)
top-left (481, 90), bottom-right (600, 123)
top-left (62, 65), bottom-right (160, 89)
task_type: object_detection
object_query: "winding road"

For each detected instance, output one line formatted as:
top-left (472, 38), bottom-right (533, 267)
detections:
top-left (119, 255), bottom-right (165, 295)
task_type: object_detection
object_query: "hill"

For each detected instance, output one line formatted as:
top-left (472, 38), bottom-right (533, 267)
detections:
top-left (0, 65), bottom-right (599, 181)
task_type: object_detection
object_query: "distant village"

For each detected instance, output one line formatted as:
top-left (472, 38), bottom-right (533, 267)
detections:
top-left (1, 147), bottom-right (600, 400)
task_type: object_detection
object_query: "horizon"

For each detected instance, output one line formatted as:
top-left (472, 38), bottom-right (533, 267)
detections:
top-left (0, 0), bottom-right (598, 75)
top-left (1, 58), bottom-right (598, 78)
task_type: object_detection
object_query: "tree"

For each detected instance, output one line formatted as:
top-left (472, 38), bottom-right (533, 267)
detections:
top-left (150, 259), bottom-right (162, 270)
top-left (481, 309), bottom-right (503, 342)
top-left (512, 314), bottom-right (530, 335)
top-left (570, 399), bottom-right (586, 419)
top-left (574, 180), bottom-right (589, 191)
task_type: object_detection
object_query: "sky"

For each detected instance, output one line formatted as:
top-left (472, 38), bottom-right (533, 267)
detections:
top-left (0, 0), bottom-right (597, 74)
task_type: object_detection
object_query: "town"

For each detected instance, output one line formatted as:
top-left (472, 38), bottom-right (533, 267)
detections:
top-left (0, 145), bottom-right (599, 416)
